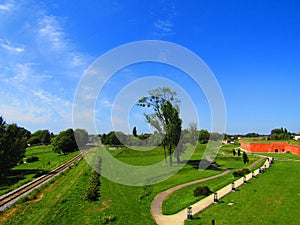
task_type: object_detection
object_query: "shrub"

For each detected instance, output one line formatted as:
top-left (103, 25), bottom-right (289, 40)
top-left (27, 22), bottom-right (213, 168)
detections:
top-left (26, 156), bottom-right (39, 163)
top-left (101, 215), bottom-right (116, 224)
top-left (193, 186), bottom-right (212, 197)
top-left (233, 168), bottom-right (250, 177)
top-left (84, 157), bottom-right (102, 201)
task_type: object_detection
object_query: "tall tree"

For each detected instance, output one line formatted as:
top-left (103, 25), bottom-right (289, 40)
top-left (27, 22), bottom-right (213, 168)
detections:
top-left (0, 117), bottom-right (27, 177)
top-left (138, 87), bottom-right (182, 166)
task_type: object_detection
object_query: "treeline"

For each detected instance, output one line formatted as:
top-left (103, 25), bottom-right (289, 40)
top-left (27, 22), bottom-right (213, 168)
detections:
top-left (0, 116), bottom-right (89, 177)
top-left (0, 117), bottom-right (28, 177)
top-left (99, 129), bottom-right (200, 147)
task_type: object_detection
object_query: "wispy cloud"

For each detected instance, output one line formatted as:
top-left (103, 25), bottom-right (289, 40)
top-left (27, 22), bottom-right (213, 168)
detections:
top-left (38, 15), bottom-right (66, 51)
top-left (154, 19), bottom-right (175, 36)
top-left (153, 0), bottom-right (176, 37)
top-left (0, 1), bottom-right (92, 132)
top-left (0, 0), bottom-right (14, 12)
top-left (0, 39), bottom-right (24, 53)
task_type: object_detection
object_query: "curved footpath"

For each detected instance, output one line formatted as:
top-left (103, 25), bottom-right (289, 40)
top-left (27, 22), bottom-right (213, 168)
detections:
top-left (151, 157), bottom-right (272, 225)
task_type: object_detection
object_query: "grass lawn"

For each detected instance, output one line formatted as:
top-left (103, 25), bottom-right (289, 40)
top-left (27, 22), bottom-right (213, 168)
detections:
top-left (0, 144), bottom-right (224, 224)
top-left (0, 146), bottom-right (79, 196)
top-left (0, 143), bottom-right (277, 225)
top-left (162, 154), bottom-right (261, 215)
top-left (256, 152), bottom-right (300, 160)
top-left (185, 161), bottom-right (300, 225)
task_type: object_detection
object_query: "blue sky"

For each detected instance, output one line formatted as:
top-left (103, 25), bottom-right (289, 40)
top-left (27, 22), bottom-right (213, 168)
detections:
top-left (0, 0), bottom-right (300, 135)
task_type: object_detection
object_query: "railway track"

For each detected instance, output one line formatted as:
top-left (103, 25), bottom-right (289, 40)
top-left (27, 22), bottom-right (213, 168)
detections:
top-left (0, 151), bottom-right (84, 211)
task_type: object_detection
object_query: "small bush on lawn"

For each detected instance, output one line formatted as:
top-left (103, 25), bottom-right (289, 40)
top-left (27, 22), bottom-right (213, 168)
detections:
top-left (26, 156), bottom-right (39, 163)
top-left (101, 215), bottom-right (116, 224)
top-left (233, 168), bottom-right (250, 177)
top-left (193, 186), bottom-right (212, 197)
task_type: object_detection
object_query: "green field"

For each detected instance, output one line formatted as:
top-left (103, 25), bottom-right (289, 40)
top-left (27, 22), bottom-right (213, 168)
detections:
top-left (0, 146), bottom-right (79, 196)
top-left (185, 161), bottom-right (300, 225)
top-left (257, 152), bottom-right (300, 160)
top-left (1, 143), bottom-right (297, 225)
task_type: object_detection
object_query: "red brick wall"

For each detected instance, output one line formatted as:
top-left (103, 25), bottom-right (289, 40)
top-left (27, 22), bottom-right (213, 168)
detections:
top-left (240, 141), bottom-right (300, 156)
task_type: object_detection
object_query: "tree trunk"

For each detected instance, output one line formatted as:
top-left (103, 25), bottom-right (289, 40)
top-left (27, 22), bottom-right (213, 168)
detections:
top-left (169, 144), bottom-right (173, 167)
top-left (163, 144), bottom-right (167, 164)
top-left (176, 148), bottom-right (180, 165)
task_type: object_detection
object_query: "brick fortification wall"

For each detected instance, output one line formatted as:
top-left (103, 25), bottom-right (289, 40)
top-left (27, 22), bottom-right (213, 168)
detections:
top-left (240, 141), bottom-right (300, 156)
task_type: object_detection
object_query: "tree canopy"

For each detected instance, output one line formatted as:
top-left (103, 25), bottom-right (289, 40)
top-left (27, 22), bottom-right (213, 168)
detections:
top-left (269, 127), bottom-right (291, 140)
top-left (138, 87), bottom-right (182, 166)
top-left (51, 128), bottom-right (78, 154)
top-left (0, 117), bottom-right (28, 176)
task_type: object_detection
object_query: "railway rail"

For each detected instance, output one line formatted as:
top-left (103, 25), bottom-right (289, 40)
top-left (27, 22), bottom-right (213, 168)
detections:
top-left (0, 151), bottom-right (84, 211)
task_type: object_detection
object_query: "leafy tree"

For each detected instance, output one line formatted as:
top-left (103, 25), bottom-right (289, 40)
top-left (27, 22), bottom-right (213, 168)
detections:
top-left (74, 128), bottom-right (89, 148)
top-left (163, 101), bottom-right (182, 165)
top-left (0, 117), bottom-right (27, 176)
top-left (198, 129), bottom-right (210, 144)
top-left (270, 127), bottom-right (291, 140)
top-left (138, 87), bottom-right (182, 166)
top-left (242, 151), bottom-right (249, 164)
top-left (32, 129), bottom-right (51, 145)
top-left (51, 129), bottom-right (78, 154)
top-left (233, 149), bottom-right (236, 156)
top-left (27, 136), bottom-right (41, 146)
top-left (104, 131), bottom-right (123, 146)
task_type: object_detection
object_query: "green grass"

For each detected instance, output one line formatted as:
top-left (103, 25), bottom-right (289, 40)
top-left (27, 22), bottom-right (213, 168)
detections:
top-left (185, 161), bottom-right (300, 225)
top-left (2, 143), bottom-right (293, 225)
top-left (255, 152), bottom-right (300, 160)
top-left (162, 154), bottom-right (261, 215)
top-left (163, 173), bottom-right (236, 215)
top-left (0, 144), bottom-right (224, 225)
top-left (0, 146), bottom-right (79, 196)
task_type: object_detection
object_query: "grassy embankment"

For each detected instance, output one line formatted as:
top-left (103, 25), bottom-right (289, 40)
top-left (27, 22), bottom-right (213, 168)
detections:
top-left (1, 143), bottom-right (262, 225)
top-left (0, 146), bottom-right (79, 196)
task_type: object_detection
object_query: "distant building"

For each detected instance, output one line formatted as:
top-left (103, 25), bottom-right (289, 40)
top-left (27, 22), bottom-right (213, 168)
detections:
top-left (240, 141), bottom-right (300, 156)
top-left (294, 135), bottom-right (300, 141)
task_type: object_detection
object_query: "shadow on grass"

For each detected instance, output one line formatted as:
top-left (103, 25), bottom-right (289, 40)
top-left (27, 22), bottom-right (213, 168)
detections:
top-left (182, 159), bottom-right (222, 171)
top-left (0, 169), bottom-right (47, 188)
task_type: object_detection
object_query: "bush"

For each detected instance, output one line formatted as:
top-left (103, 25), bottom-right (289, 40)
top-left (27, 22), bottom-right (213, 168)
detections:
top-left (84, 157), bottom-right (102, 201)
top-left (193, 186), bottom-right (212, 197)
top-left (26, 156), bottom-right (39, 163)
top-left (101, 215), bottom-right (116, 224)
top-left (233, 168), bottom-right (250, 177)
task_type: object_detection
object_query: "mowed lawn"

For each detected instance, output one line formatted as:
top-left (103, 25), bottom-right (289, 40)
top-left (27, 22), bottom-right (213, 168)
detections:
top-left (185, 160), bottom-right (300, 225)
top-left (1, 144), bottom-right (227, 225)
top-left (0, 146), bottom-right (79, 196)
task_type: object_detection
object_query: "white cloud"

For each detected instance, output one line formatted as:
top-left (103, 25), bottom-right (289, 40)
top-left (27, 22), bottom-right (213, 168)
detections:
top-left (0, 39), bottom-right (24, 53)
top-left (38, 15), bottom-right (66, 51)
top-left (154, 19), bottom-right (174, 34)
top-left (0, 1), bottom-right (92, 133)
top-left (0, 0), bottom-right (14, 11)
top-left (98, 98), bottom-right (113, 108)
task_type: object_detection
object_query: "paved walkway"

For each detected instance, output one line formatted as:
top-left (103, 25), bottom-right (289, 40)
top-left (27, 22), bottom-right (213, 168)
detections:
top-left (151, 157), bottom-right (272, 225)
